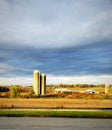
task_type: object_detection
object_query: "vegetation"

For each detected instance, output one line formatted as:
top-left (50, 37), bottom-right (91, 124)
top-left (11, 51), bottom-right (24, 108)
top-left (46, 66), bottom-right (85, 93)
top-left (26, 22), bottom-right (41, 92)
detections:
top-left (9, 85), bottom-right (20, 98)
top-left (0, 84), bottom-right (112, 118)
top-left (0, 84), bottom-right (111, 118)
top-left (0, 86), bottom-right (9, 92)
top-left (0, 84), bottom-right (112, 99)
top-left (0, 110), bottom-right (112, 118)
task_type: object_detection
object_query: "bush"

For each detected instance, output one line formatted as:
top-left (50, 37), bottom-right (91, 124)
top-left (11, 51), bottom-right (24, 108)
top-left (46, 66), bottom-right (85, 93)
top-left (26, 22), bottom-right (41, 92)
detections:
top-left (9, 86), bottom-right (20, 98)
top-left (0, 86), bottom-right (9, 92)
top-left (28, 87), bottom-right (34, 97)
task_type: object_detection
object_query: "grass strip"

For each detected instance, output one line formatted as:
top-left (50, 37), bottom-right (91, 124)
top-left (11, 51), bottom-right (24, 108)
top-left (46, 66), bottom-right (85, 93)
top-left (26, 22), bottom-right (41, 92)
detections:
top-left (0, 110), bottom-right (112, 118)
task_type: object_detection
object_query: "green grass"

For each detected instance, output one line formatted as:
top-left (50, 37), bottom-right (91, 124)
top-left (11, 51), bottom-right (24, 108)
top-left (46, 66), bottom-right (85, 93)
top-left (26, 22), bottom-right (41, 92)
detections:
top-left (0, 110), bottom-right (112, 118)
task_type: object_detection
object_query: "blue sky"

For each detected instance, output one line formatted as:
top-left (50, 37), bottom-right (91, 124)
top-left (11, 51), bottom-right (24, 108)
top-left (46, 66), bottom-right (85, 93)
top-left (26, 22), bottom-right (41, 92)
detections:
top-left (0, 0), bottom-right (112, 85)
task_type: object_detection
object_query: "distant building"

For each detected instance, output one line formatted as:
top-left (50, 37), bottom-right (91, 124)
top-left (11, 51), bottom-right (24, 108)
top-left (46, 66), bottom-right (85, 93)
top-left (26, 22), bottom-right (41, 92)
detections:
top-left (55, 88), bottom-right (81, 93)
top-left (86, 89), bottom-right (99, 94)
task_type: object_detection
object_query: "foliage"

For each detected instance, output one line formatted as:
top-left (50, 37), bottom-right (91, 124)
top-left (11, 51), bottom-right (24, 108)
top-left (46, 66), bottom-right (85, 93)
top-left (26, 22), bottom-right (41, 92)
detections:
top-left (28, 87), bottom-right (34, 97)
top-left (0, 86), bottom-right (9, 92)
top-left (22, 87), bottom-right (34, 98)
top-left (48, 83), bottom-right (112, 88)
top-left (0, 84), bottom-right (112, 99)
top-left (9, 86), bottom-right (20, 98)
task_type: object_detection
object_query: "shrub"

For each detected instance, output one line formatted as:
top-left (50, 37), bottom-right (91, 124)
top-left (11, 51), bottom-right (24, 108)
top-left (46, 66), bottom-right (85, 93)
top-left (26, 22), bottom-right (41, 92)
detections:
top-left (28, 87), bottom-right (34, 97)
top-left (0, 86), bottom-right (9, 92)
top-left (9, 86), bottom-right (20, 98)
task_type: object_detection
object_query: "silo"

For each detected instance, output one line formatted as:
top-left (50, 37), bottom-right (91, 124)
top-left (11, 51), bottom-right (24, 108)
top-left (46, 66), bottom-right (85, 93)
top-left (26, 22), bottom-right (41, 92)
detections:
top-left (33, 70), bottom-right (40, 95)
top-left (41, 73), bottom-right (46, 95)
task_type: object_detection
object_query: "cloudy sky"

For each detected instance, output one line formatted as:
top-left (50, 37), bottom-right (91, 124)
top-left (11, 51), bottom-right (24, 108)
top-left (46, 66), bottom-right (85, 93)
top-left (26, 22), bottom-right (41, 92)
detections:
top-left (0, 0), bottom-right (112, 85)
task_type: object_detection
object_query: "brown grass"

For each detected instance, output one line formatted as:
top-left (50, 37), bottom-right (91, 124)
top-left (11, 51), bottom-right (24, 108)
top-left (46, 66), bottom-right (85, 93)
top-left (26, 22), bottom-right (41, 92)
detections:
top-left (0, 98), bottom-right (112, 109)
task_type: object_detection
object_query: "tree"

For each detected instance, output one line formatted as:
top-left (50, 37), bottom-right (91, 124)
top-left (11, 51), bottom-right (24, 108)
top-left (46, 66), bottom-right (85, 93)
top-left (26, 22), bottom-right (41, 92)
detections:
top-left (0, 86), bottom-right (9, 92)
top-left (28, 87), bottom-right (34, 97)
top-left (10, 86), bottom-right (20, 98)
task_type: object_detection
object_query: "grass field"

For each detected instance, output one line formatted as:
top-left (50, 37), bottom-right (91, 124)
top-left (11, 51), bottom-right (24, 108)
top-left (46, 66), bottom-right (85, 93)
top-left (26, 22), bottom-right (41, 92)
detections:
top-left (0, 110), bottom-right (112, 118)
top-left (0, 97), bottom-right (112, 118)
top-left (0, 98), bottom-right (112, 109)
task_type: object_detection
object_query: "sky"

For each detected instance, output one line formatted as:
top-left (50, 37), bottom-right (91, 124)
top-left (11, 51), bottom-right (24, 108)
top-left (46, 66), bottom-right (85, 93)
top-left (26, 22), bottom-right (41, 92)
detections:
top-left (0, 0), bottom-right (112, 85)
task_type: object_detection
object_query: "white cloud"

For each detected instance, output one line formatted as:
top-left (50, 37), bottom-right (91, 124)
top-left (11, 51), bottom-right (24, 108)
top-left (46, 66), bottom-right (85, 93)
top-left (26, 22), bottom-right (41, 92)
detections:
top-left (0, 0), bottom-right (112, 49)
top-left (80, 10), bottom-right (112, 42)
top-left (0, 77), bottom-right (33, 86)
top-left (0, 1), bottom-right (111, 86)
top-left (47, 75), bottom-right (112, 85)
top-left (0, 75), bottom-right (111, 86)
